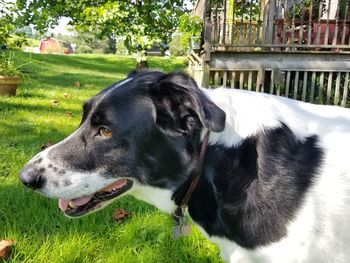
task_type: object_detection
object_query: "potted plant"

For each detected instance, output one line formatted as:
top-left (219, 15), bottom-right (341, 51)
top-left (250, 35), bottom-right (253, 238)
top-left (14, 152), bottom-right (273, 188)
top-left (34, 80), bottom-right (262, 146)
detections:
top-left (0, 51), bottom-right (23, 96)
top-left (178, 14), bottom-right (203, 53)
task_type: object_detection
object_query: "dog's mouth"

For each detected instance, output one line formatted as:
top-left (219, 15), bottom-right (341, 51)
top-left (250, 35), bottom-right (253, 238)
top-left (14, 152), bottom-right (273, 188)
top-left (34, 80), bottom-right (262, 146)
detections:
top-left (58, 178), bottom-right (133, 217)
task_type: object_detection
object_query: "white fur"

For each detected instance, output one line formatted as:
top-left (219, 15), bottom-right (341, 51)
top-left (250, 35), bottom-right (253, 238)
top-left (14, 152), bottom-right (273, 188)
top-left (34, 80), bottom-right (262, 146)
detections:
top-left (130, 183), bottom-right (176, 214)
top-left (200, 88), bottom-right (350, 263)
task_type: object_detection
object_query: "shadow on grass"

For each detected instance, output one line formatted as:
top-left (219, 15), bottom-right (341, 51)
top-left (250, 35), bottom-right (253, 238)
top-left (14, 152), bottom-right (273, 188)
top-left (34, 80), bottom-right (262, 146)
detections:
top-left (19, 53), bottom-right (137, 75)
top-left (28, 72), bottom-right (123, 90)
top-left (13, 53), bottom-right (187, 93)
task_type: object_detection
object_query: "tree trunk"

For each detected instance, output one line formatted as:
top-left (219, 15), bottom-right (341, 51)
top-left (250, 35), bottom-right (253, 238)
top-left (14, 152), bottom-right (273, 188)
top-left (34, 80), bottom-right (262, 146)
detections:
top-left (136, 60), bottom-right (149, 68)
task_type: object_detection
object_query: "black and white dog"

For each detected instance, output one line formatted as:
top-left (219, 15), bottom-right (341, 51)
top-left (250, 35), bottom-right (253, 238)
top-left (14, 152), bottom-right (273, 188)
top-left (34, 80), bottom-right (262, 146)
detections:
top-left (20, 70), bottom-right (350, 262)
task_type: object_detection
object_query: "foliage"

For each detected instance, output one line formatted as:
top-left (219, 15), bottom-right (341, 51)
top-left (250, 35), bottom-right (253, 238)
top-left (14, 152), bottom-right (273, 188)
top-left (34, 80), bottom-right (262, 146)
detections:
top-left (213, 0), bottom-right (261, 20)
top-left (14, 0), bottom-right (196, 58)
top-left (339, 0), bottom-right (350, 19)
top-left (0, 0), bottom-right (29, 49)
top-left (0, 51), bottom-right (27, 76)
top-left (115, 38), bottom-right (129, 55)
top-left (177, 14), bottom-right (203, 52)
top-left (58, 31), bottom-right (113, 54)
top-left (0, 0), bottom-right (14, 46)
top-left (290, 0), bottom-right (327, 20)
top-left (169, 34), bottom-right (189, 56)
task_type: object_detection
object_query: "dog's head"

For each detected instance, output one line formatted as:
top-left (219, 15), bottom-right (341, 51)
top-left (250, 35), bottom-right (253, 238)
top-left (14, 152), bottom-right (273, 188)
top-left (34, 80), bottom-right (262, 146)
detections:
top-left (19, 71), bottom-right (225, 217)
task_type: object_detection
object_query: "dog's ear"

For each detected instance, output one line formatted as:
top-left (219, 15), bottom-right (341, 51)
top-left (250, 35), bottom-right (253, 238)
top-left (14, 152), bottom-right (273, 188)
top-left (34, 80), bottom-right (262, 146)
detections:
top-left (149, 72), bottom-right (226, 134)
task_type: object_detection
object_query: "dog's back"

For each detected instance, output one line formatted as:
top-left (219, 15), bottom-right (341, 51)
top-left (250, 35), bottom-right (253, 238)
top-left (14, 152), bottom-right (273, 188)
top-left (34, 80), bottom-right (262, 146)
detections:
top-left (204, 88), bottom-right (350, 263)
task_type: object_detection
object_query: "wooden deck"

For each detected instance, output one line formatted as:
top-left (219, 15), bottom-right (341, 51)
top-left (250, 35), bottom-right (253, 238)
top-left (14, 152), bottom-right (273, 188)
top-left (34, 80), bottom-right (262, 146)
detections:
top-left (189, 0), bottom-right (350, 107)
top-left (194, 0), bottom-right (350, 52)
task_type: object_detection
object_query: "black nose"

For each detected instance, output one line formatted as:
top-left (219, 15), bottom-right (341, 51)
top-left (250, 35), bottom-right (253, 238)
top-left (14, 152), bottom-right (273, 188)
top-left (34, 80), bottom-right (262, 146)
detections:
top-left (19, 168), bottom-right (46, 190)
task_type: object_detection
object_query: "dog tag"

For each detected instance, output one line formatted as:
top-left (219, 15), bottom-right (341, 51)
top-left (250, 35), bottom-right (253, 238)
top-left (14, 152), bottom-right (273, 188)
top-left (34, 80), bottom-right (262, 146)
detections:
top-left (172, 225), bottom-right (183, 239)
top-left (181, 224), bottom-right (191, 236)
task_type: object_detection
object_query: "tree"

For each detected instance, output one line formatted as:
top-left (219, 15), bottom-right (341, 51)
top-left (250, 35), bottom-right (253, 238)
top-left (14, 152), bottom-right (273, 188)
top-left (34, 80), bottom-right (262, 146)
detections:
top-left (15, 0), bottom-right (195, 66)
top-left (0, 0), bottom-right (29, 48)
top-left (0, 0), bottom-right (15, 46)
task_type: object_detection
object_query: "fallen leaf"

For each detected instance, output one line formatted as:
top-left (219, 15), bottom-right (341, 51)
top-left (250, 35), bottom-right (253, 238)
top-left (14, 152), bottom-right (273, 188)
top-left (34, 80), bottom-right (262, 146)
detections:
top-left (0, 240), bottom-right (15, 260)
top-left (74, 82), bottom-right (81, 88)
top-left (51, 100), bottom-right (59, 107)
top-left (66, 111), bottom-right (74, 118)
top-left (41, 141), bottom-right (54, 150)
top-left (112, 208), bottom-right (132, 223)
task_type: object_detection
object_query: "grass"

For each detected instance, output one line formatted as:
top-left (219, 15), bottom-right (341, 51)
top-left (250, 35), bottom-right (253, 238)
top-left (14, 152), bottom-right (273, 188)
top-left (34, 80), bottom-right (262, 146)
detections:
top-left (0, 52), bottom-right (224, 263)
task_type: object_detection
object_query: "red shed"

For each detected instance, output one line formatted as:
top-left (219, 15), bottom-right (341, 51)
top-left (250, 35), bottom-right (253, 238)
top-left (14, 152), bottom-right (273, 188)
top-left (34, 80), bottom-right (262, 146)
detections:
top-left (39, 37), bottom-right (73, 54)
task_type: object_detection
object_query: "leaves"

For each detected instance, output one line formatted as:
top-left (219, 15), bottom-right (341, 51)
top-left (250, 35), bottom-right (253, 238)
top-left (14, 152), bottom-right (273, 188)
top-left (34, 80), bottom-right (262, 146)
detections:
top-left (112, 208), bottom-right (132, 224)
top-left (0, 240), bottom-right (15, 260)
top-left (50, 100), bottom-right (59, 107)
top-left (178, 14), bottom-right (203, 49)
top-left (66, 111), bottom-right (74, 118)
top-left (40, 141), bottom-right (54, 150)
top-left (14, 0), bottom-right (194, 54)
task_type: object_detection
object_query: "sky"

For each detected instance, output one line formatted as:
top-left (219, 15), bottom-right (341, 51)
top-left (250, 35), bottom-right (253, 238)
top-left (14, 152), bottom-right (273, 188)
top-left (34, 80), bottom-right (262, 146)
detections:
top-left (48, 17), bottom-right (74, 36)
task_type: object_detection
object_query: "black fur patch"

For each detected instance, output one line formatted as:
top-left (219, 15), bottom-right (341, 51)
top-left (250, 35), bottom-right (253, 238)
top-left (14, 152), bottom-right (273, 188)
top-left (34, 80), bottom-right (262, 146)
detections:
top-left (187, 123), bottom-right (323, 248)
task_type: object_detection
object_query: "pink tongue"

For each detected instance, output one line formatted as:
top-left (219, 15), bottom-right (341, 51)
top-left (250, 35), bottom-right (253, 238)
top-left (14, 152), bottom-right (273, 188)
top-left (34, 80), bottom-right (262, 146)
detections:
top-left (101, 179), bottom-right (128, 192)
top-left (58, 196), bottom-right (92, 212)
top-left (59, 199), bottom-right (69, 212)
top-left (58, 179), bottom-right (127, 212)
top-left (70, 196), bottom-right (92, 206)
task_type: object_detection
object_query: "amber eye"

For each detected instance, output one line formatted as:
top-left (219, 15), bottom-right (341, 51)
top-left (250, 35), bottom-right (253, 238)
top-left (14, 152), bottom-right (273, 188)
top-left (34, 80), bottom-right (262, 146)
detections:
top-left (99, 127), bottom-right (113, 138)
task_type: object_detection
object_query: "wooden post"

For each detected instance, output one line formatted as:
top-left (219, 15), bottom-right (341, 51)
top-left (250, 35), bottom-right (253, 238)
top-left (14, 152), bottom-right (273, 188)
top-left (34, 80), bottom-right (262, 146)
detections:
top-left (222, 0), bottom-right (227, 45)
top-left (267, 0), bottom-right (276, 45)
top-left (324, 0), bottom-right (331, 45)
top-left (204, 0), bottom-right (212, 62)
top-left (261, 0), bottom-right (269, 44)
top-left (332, 1), bottom-right (340, 46)
top-left (202, 62), bottom-right (210, 88)
top-left (341, 73), bottom-right (349, 107)
top-left (341, 2), bottom-right (349, 45)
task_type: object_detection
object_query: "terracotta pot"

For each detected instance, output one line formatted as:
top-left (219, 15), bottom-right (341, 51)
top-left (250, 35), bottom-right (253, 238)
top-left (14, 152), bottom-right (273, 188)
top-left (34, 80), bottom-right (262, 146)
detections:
top-left (0, 75), bottom-right (22, 96)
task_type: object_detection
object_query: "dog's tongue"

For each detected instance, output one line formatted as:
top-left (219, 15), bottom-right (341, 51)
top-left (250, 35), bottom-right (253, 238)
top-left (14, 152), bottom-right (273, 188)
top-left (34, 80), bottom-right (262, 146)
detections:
top-left (59, 199), bottom-right (69, 212)
top-left (58, 196), bottom-right (92, 212)
top-left (101, 179), bottom-right (128, 192)
top-left (58, 179), bottom-right (128, 212)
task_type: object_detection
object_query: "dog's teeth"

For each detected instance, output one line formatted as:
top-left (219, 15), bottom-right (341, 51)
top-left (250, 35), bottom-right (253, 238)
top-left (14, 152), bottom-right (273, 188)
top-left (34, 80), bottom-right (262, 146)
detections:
top-left (69, 201), bottom-right (77, 208)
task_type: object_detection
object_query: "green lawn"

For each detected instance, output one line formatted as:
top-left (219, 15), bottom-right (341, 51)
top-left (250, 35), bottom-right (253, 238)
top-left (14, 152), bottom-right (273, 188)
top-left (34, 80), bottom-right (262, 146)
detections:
top-left (0, 53), bottom-right (223, 263)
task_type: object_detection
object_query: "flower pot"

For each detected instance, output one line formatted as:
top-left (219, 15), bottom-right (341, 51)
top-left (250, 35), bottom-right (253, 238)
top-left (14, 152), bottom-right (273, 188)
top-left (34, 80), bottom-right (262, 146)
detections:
top-left (190, 36), bottom-right (202, 52)
top-left (0, 75), bottom-right (22, 96)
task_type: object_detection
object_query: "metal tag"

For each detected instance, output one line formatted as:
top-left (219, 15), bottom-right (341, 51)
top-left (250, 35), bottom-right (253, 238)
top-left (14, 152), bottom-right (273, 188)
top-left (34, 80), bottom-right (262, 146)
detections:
top-left (181, 224), bottom-right (191, 236)
top-left (172, 206), bottom-right (191, 239)
top-left (172, 225), bottom-right (182, 239)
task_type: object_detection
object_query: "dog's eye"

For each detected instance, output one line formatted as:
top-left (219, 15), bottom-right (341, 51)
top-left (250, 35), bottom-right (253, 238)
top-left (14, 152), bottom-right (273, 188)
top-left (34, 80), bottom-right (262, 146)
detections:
top-left (99, 127), bottom-right (113, 138)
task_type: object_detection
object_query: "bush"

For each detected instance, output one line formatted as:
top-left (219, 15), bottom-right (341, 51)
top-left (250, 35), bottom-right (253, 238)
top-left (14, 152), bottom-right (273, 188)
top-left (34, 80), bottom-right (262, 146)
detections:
top-left (76, 44), bottom-right (93, 54)
top-left (169, 34), bottom-right (188, 56)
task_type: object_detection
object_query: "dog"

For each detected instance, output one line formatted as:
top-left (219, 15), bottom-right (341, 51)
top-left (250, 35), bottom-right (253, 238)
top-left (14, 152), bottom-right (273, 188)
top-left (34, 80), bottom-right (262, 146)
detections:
top-left (19, 70), bottom-right (350, 262)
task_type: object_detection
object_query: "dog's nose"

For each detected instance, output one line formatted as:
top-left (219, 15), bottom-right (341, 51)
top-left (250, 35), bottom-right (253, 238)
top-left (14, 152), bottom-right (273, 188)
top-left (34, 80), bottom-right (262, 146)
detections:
top-left (19, 167), bottom-right (46, 190)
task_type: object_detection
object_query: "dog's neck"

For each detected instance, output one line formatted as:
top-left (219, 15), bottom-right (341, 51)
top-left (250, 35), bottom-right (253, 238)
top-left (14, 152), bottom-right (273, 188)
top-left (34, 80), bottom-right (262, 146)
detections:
top-left (187, 124), bottom-right (322, 249)
top-left (129, 129), bottom-right (206, 214)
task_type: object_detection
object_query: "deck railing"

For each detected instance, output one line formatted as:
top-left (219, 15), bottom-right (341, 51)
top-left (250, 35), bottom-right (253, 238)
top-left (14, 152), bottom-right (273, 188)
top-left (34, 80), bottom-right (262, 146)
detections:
top-left (194, 0), bottom-right (350, 52)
